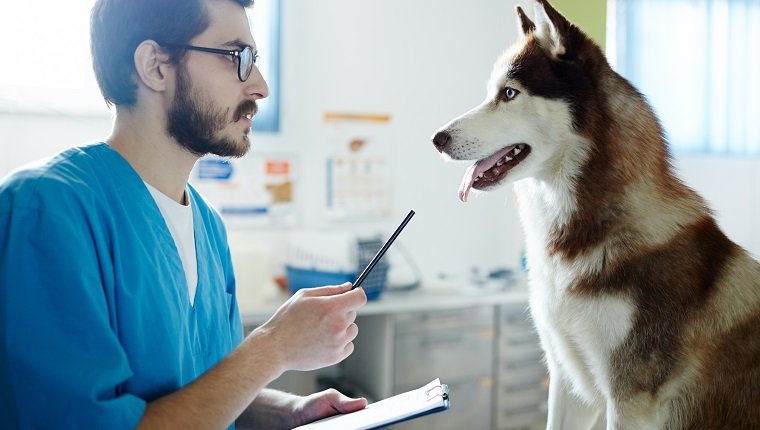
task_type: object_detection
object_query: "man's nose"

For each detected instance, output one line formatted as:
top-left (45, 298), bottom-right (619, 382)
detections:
top-left (244, 66), bottom-right (269, 99)
top-left (431, 130), bottom-right (451, 152)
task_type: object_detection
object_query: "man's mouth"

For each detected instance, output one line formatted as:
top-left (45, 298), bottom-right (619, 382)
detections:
top-left (235, 111), bottom-right (255, 128)
top-left (234, 101), bottom-right (258, 123)
top-left (459, 143), bottom-right (531, 202)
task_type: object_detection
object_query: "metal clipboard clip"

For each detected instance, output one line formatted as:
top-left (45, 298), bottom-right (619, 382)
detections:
top-left (424, 383), bottom-right (449, 402)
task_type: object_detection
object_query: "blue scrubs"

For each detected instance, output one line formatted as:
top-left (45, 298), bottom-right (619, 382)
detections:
top-left (0, 143), bottom-right (243, 429)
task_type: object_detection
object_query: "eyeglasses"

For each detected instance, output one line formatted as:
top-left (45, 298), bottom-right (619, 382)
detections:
top-left (162, 44), bottom-right (258, 82)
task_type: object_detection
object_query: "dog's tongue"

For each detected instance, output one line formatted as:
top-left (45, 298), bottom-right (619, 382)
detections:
top-left (458, 163), bottom-right (478, 202)
top-left (458, 148), bottom-right (513, 202)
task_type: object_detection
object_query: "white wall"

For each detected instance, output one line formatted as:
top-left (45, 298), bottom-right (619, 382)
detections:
top-left (241, 0), bottom-right (526, 283)
top-left (1, 0), bottom-right (758, 292)
top-left (674, 156), bottom-right (760, 259)
top-left (0, 113), bottom-right (113, 171)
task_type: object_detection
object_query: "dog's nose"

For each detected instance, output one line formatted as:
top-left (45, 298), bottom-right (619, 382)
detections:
top-left (432, 131), bottom-right (451, 152)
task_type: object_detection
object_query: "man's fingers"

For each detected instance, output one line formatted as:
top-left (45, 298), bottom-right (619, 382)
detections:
top-left (346, 322), bottom-right (359, 342)
top-left (305, 284), bottom-right (367, 309)
top-left (341, 342), bottom-right (355, 360)
top-left (302, 282), bottom-right (353, 297)
top-left (345, 310), bottom-right (357, 322)
top-left (333, 286), bottom-right (367, 308)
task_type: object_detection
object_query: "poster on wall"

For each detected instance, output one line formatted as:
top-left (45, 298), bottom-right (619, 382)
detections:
top-left (191, 153), bottom-right (296, 227)
top-left (324, 112), bottom-right (394, 221)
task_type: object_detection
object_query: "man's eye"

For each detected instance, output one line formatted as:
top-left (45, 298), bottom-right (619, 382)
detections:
top-left (504, 87), bottom-right (520, 101)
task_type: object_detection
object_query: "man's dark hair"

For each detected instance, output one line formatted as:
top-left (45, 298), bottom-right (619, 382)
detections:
top-left (90, 0), bottom-right (254, 107)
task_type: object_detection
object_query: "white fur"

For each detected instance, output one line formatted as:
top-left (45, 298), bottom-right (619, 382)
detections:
top-left (433, 2), bottom-right (760, 428)
top-left (441, 67), bottom-right (637, 428)
top-left (518, 174), bottom-right (637, 429)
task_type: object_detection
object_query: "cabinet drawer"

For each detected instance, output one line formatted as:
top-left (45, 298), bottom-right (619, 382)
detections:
top-left (394, 329), bottom-right (493, 385)
top-left (498, 364), bottom-right (547, 388)
top-left (497, 383), bottom-right (546, 409)
top-left (499, 305), bottom-right (534, 328)
top-left (499, 337), bottom-right (543, 362)
top-left (395, 306), bottom-right (494, 336)
top-left (496, 404), bottom-right (545, 430)
top-left (496, 377), bottom-right (546, 429)
top-left (498, 325), bottom-right (539, 344)
top-left (499, 341), bottom-right (543, 366)
top-left (392, 377), bottom-right (493, 430)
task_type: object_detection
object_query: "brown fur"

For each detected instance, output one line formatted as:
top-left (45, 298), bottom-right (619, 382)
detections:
top-left (535, 2), bottom-right (760, 426)
top-left (433, 0), bottom-right (760, 428)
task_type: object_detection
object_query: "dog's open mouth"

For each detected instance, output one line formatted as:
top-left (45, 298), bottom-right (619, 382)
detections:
top-left (459, 143), bottom-right (531, 202)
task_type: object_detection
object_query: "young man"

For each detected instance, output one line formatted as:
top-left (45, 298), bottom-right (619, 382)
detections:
top-left (0, 0), bottom-right (368, 428)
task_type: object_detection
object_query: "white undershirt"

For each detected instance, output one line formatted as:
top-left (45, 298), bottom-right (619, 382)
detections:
top-left (144, 182), bottom-right (198, 306)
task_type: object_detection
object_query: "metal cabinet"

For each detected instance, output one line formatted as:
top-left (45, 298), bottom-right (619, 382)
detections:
top-left (391, 307), bottom-right (494, 430)
top-left (251, 293), bottom-right (548, 430)
top-left (343, 306), bottom-right (494, 430)
top-left (494, 304), bottom-right (547, 430)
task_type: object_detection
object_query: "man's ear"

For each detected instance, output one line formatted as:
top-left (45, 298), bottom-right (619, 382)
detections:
top-left (533, 0), bottom-right (572, 58)
top-left (515, 5), bottom-right (536, 39)
top-left (133, 40), bottom-right (174, 93)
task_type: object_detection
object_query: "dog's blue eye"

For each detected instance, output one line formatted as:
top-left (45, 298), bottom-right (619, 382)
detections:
top-left (504, 87), bottom-right (519, 100)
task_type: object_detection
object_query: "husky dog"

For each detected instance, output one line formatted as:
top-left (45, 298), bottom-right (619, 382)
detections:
top-left (431, 1), bottom-right (760, 429)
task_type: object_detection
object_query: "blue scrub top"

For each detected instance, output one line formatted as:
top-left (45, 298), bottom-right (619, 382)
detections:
top-left (0, 143), bottom-right (244, 429)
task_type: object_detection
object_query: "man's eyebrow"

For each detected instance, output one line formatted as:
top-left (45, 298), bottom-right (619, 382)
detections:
top-left (221, 38), bottom-right (255, 50)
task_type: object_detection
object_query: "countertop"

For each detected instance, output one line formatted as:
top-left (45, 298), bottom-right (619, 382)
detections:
top-left (241, 280), bottom-right (531, 326)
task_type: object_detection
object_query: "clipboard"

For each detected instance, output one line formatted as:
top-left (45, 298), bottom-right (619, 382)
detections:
top-left (292, 378), bottom-right (450, 430)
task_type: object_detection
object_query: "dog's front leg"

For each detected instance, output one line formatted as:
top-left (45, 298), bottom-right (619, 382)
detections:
top-left (604, 394), bottom-right (668, 430)
top-left (546, 370), bottom-right (605, 430)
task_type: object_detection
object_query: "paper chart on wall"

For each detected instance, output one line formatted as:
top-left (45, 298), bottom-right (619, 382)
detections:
top-left (324, 112), bottom-right (393, 221)
top-left (191, 153), bottom-right (296, 227)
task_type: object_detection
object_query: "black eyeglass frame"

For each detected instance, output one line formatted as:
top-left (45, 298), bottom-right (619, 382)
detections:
top-left (162, 44), bottom-right (258, 82)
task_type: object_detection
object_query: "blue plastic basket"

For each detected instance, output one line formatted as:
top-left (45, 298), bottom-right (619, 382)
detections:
top-left (354, 237), bottom-right (389, 300)
top-left (286, 263), bottom-right (387, 301)
top-left (284, 238), bottom-right (390, 301)
top-left (286, 266), bottom-right (355, 294)
top-left (355, 265), bottom-right (388, 301)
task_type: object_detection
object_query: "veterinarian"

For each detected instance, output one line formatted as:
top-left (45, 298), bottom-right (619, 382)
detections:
top-left (0, 0), bottom-right (368, 428)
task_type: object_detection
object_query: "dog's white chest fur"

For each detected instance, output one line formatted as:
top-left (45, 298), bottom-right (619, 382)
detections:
top-left (530, 280), bottom-right (634, 404)
top-left (516, 179), bottom-right (635, 405)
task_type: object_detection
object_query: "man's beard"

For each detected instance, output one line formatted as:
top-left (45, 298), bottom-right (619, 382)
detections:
top-left (167, 67), bottom-right (256, 158)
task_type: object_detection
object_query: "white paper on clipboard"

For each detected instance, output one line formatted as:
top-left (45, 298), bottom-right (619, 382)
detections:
top-left (292, 378), bottom-right (450, 430)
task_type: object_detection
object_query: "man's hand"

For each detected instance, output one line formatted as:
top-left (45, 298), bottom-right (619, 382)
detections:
top-left (254, 282), bottom-right (367, 373)
top-left (290, 388), bottom-right (368, 428)
top-left (237, 387), bottom-right (368, 429)
top-left (231, 284), bottom-right (366, 429)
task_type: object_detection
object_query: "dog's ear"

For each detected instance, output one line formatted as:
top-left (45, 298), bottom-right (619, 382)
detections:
top-left (516, 6), bottom-right (536, 38)
top-left (533, 0), bottom-right (572, 58)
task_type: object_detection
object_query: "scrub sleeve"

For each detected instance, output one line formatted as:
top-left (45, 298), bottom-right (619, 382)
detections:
top-left (0, 179), bottom-right (145, 429)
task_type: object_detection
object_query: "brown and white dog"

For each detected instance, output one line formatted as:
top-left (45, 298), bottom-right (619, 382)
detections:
top-left (431, 1), bottom-right (760, 429)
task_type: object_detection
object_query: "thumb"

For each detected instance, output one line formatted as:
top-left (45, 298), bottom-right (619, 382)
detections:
top-left (334, 395), bottom-right (368, 414)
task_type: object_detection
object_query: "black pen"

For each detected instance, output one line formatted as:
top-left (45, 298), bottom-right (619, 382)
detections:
top-left (353, 210), bottom-right (416, 289)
